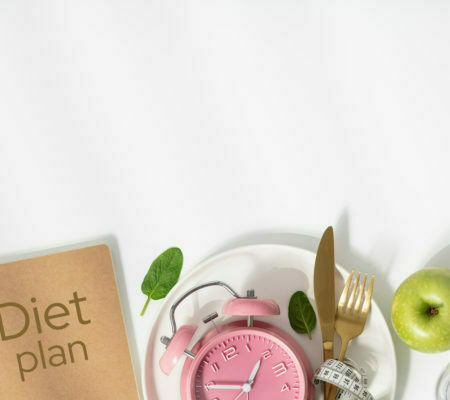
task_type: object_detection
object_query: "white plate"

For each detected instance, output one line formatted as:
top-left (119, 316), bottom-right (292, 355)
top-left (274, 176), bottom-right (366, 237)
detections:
top-left (144, 244), bottom-right (397, 400)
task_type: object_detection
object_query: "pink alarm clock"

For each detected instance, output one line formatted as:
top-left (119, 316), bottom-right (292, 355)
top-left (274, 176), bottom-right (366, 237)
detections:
top-left (159, 281), bottom-right (314, 400)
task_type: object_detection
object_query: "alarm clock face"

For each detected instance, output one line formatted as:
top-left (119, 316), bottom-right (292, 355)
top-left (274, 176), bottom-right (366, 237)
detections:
top-left (190, 328), bottom-right (306, 400)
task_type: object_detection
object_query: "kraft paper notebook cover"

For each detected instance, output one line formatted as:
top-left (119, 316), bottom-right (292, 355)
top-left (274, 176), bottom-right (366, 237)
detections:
top-left (0, 244), bottom-right (139, 400)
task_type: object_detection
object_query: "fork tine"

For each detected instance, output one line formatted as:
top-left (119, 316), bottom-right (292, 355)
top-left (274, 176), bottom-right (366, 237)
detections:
top-left (338, 270), bottom-right (354, 312)
top-left (362, 275), bottom-right (375, 315)
top-left (354, 273), bottom-right (368, 313)
top-left (347, 272), bottom-right (361, 312)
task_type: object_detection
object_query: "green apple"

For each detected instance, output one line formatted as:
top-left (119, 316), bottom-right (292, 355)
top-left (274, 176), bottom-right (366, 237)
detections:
top-left (391, 267), bottom-right (450, 353)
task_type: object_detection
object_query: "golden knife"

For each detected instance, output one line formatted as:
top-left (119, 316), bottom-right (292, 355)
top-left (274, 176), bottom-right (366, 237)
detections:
top-left (313, 226), bottom-right (336, 399)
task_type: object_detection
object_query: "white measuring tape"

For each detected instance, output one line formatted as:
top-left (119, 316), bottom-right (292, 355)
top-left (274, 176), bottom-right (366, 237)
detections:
top-left (313, 359), bottom-right (374, 400)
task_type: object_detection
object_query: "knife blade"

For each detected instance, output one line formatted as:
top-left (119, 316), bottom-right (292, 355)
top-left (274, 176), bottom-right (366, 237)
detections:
top-left (313, 226), bottom-right (336, 399)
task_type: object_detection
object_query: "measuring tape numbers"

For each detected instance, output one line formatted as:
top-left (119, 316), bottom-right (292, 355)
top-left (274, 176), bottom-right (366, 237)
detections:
top-left (313, 358), bottom-right (374, 400)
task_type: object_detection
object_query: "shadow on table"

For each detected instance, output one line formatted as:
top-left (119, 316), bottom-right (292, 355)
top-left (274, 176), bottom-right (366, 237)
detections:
top-left (203, 209), bottom-right (409, 400)
top-left (424, 243), bottom-right (450, 269)
top-left (103, 235), bottom-right (144, 400)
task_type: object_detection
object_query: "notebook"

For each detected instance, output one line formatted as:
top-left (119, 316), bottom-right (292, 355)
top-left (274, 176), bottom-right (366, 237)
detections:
top-left (0, 244), bottom-right (139, 399)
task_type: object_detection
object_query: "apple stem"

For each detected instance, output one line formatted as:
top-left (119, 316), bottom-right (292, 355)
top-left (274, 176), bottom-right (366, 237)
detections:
top-left (426, 305), bottom-right (439, 317)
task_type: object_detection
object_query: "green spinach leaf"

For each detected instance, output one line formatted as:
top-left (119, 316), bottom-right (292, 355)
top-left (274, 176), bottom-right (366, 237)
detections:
top-left (288, 291), bottom-right (317, 340)
top-left (140, 247), bottom-right (183, 316)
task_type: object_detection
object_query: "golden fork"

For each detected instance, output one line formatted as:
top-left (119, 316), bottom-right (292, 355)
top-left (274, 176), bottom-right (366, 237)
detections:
top-left (327, 270), bottom-right (375, 400)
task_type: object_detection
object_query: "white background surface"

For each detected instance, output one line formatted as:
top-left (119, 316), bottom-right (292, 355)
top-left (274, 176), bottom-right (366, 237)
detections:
top-left (0, 2), bottom-right (449, 399)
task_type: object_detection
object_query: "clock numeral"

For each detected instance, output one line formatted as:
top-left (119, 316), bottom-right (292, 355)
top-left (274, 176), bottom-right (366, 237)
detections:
top-left (262, 350), bottom-right (272, 359)
top-left (272, 362), bottom-right (287, 377)
top-left (222, 346), bottom-right (238, 361)
top-left (211, 362), bottom-right (220, 373)
top-left (281, 383), bottom-right (290, 392)
top-left (205, 381), bottom-right (215, 391)
top-left (245, 344), bottom-right (252, 352)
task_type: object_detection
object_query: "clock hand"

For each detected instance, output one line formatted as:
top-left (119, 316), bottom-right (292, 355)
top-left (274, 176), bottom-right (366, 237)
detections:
top-left (207, 384), bottom-right (243, 390)
top-left (212, 360), bottom-right (261, 399)
top-left (247, 359), bottom-right (261, 384)
top-left (233, 391), bottom-right (245, 400)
